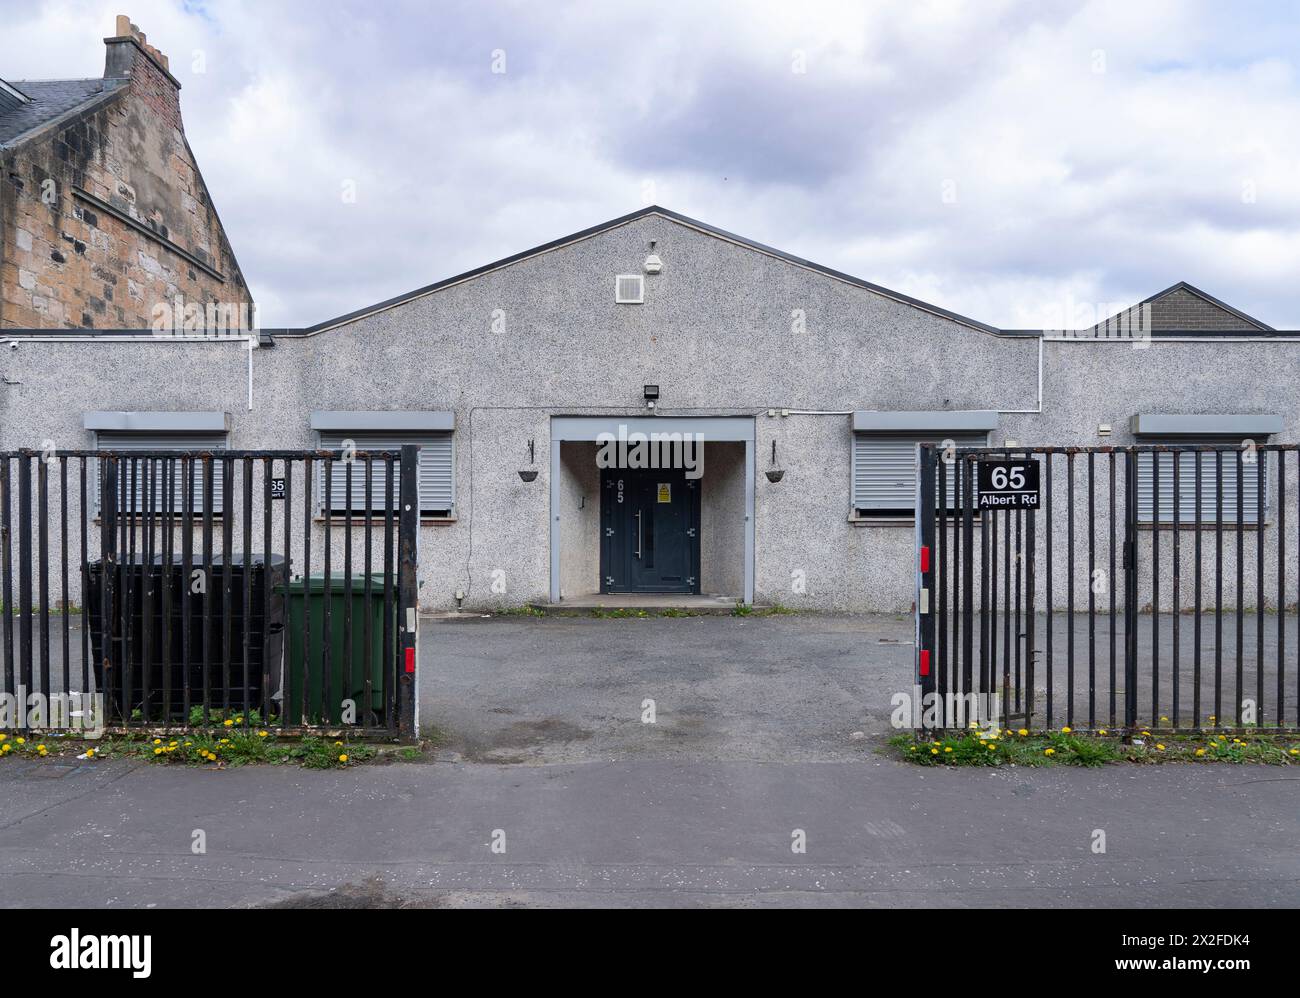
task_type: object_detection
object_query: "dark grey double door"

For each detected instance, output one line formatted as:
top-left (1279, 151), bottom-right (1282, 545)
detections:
top-left (600, 467), bottom-right (700, 594)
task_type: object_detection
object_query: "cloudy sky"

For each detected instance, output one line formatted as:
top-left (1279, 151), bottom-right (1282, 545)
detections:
top-left (5, 0), bottom-right (1300, 328)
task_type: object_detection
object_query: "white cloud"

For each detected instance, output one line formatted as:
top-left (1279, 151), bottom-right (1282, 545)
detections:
top-left (4, 0), bottom-right (1299, 327)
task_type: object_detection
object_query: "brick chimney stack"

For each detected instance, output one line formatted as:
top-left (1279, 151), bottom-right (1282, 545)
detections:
top-left (103, 14), bottom-right (183, 131)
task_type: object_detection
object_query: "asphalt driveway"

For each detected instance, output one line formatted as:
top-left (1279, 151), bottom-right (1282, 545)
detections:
top-left (418, 613), bottom-right (914, 763)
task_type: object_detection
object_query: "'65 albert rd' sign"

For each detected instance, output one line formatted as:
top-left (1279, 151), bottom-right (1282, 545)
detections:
top-left (976, 459), bottom-right (1040, 509)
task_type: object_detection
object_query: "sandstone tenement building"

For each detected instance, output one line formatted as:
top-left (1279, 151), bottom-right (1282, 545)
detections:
top-left (0, 15), bottom-right (250, 330)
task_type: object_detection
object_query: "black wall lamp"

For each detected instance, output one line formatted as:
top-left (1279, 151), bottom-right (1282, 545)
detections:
top-left (765, 439), bottom-right (785, 483)
top-left (518, 439), bottom-right (538, 482)
top-left (644, 384), bottom-right (659, 411)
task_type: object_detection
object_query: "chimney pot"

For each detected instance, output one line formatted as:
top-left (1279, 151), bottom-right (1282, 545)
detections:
top-left (115, 14), bottom-right (131, 35)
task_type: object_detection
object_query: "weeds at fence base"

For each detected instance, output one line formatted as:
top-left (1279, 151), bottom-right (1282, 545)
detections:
top-left (888, 729), bottom-right (1300, 767)
top-left (0, 729), bottom-right (435, 769)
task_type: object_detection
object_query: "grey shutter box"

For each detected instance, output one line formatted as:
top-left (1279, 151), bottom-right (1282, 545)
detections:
top-left (1137, 449), bottom-right (1262, 523)
top-left (94, 432), bottom-right (227, 514)
top-left (852, 433), bottom-right (986, 511)
top-left (318, 433), bottom-right (454, 514)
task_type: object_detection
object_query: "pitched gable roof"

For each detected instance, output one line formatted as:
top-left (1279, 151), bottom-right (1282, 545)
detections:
top-left (286, 205), bottom-right (1001, 337)
top-left (0, 77), bottom-right (127, 148)
top-left (1091, 281), bottom-right (1273, 334)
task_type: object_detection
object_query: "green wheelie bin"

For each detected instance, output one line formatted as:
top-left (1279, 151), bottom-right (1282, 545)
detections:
top-left (280, 574), bottom-right (392, 725)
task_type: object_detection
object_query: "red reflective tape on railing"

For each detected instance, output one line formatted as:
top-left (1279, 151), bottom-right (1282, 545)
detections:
top-left (405, 647), bottom-right (415, 674)
top-left (919, 649), bottom-right (930, 677)
top-left (919, 545), bottom-right (930, 573)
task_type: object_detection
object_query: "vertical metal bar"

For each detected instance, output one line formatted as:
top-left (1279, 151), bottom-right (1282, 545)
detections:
top-left (59, 457), bottom-right (70, 714)
top-left (123, 457), bottom-right (134, 724)
top-left (1215, 449), bottom-right (1223, 728)
top-left (181, 456), bottom-right (193, 723)
top-left (140, 457), bottom-right (153, 725)
top-left (951, 455), bottom-right (961, 702)
top-left (1151, 450), bottom-right (1160, 727)
top-left (1276, 448), bottom-right (1285, 728)
top-left (937, 455), bottom-right (948, 727)
top-left (1123, 449), bottom-right (1138, 729)
top-left (1002, 504), bottom-right (1011, 729)
top-left (222, 456), bottom-right (234, 718)
top-left (1045, 451), bottom-right (1054, 729)
top-left (1088, 451), bottom-right (1096, 728)
top-left (262, 458), bottom-right (273, 728)
top-left (241, 457), bottom-right (253, 728)
top-left (397, 445), bottom-right (419, 737)
top-left (980, 497), bottom-right (990, 714)
top-left (1, 456), bottom-right (12, 702)
top-left (100, 457), bottom-right (118, 725)
top-left (1235, 449), bottom-right (1244, 726)
top-left (79, 457), bottom-right (90, 701)
top-left (982, 483), bottom-right (993, 706)
top-left (301, 458), bottom-right (313, 725)
top-left (1172, 448), bottom-right (1181, 727)
top-left (344, 458), bottom-right (354, 727)
top-left (280, 459), bottom-right (292, 730)
top-left (1025, 480), bottom-right (1037, 728)
top-left (38, 455), bottom-right (50, 709)
top-left (201, 455), bottom-right (214, 726)
top-left (1066, 451), bottom-right (1075, 728)
top-left (363, 456), bottom-right (374, 728)
top-left (383, 455), bottom-right (396, 729)
top-left (1014, 502), bottom-right (1022, 716)
top-left (323, 458), bottom-right (334, 723)
top-left (917, 446), bottom-right (937, 731)
top-left (161, 457), bottom-right (173, 722)
top-left (1256, 446), bottom-right (1265, 726)
top-left (1108, 450), bottom-right (1117, 728)
top-left (1194, 448), bottom-right (1203, 728)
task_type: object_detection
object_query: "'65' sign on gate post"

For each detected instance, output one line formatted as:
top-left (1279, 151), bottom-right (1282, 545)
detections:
top-left (976, 459), bottom-right (1040, 509)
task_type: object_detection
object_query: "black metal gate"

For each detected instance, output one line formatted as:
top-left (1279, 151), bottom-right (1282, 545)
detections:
top-left (0, 447), bottom-right (419, 736)
top-left (915, 444), bottom-right (1299, 733)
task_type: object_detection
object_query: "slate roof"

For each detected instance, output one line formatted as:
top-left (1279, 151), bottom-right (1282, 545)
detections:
top-left (0, 77), bottom-right (127, 148)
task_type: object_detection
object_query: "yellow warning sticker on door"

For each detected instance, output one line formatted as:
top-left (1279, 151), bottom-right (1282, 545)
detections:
top-left (657, 483), bottom-right (671, 503)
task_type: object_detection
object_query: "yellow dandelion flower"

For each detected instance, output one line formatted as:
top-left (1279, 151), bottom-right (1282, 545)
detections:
top-left (223, 719), bottom-right (234, 727)
top-left (944, 746), bottom-right (953, 753)
top-left (85, 748), bottom-right (95, 758)
top-left (1062, 726), bottom-right (1072, 734)
top-left (16, 737), bottom-right (24, 745)
top-left (1098, 729), bottom-right (1108, 735)
top-left (1044, 748), bottom-right (1055, 756)
top-left (154, 747), bottom-right (163, 755)
top-left (986, 743), bottom-right (995, 750)
top-left (36, 744), bottom-right (45, 752)
top-left (1156, 743), bottom-right (1166, 751)
top-left (153, 738), bottom-right (162, 745)
top-left (1195, 748), bottom-right (1206, 756)
top-left (1018, 728), bottom-right (1028, 736)
top-left (1160, 716), bottom-right (1168, 722)
top-left (258, 731), bottom-right (268, 738)
top-left (338, 754), bottom-right (348, 763)
top-left (930, 748), bottom-right (939, 755)
top-left (0, 733), bottom-right (7, 741)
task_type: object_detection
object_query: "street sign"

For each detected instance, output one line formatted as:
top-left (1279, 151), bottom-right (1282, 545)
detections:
top-left (976, 459), bottom-right (1040, 509)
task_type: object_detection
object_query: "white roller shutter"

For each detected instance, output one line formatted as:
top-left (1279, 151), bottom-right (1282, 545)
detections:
top-left (317, 432), bottom-right (454, 515)
top-left (852, 432), bottom-right (987, 513)
top-left (1137, 446), bottom-right (1262, 524)
top-left (94, 432), bottom-right (227, 514)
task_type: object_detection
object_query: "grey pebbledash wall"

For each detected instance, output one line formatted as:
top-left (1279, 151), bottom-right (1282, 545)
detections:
top-left (1, 209), bottom-right (1297, 613)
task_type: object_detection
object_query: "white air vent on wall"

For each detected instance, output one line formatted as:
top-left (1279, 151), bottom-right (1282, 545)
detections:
top-left (615, 274), bottom-right (644, 304)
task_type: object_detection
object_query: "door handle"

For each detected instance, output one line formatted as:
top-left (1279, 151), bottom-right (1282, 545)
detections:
top-left (634, 509), bottom-right (643, 559)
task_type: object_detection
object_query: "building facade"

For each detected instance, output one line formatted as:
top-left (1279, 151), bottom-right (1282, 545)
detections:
top-left (1, 16), bottom-right (251, 330)
top-left (1, 207), bottom-right (1296, 613)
